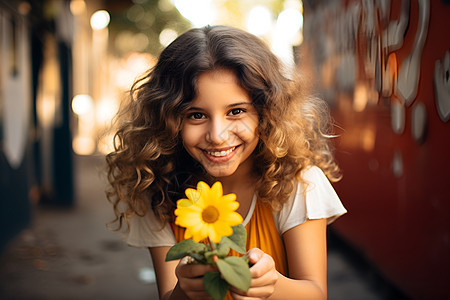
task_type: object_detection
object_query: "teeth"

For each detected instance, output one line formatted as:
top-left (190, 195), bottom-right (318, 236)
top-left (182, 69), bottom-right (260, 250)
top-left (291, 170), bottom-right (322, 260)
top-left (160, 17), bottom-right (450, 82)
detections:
top-left (207, 147), bottom-right (235, 157)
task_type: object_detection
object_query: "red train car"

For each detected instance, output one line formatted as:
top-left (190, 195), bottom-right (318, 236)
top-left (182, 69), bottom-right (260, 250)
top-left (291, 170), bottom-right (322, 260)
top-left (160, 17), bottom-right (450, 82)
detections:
top-left (302, 0), bottom-right (450, 299)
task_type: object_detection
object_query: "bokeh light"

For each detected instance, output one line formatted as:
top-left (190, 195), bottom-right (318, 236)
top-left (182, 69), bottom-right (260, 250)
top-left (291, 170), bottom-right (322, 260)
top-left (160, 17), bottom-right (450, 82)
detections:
top-left (171, 0), bottom-right (216, 27)
top-left (90, 10), bottom-right (110, 30)
top-left (246, 5), bottom-right (272, 36)
top-left (159, 28), bottom-right (178, 47)
top-left (71, 94), bottom-right (93, 116)
top-left (72, 136), bottom-right (96, 155)
top-left (69, 0), bottom-right (85, 15)
top-left (276, 8), bottom-right (303, 42)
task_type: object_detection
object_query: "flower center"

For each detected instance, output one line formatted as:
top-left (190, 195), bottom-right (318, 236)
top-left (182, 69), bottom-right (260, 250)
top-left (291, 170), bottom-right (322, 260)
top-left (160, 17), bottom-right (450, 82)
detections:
top-left (202, 205), bottom-right (219, 223)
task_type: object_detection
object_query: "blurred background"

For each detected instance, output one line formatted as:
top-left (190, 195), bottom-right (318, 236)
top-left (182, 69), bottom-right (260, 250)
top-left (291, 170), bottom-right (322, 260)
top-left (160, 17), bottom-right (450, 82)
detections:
top-left (0, 0), bottom-right (449, 299)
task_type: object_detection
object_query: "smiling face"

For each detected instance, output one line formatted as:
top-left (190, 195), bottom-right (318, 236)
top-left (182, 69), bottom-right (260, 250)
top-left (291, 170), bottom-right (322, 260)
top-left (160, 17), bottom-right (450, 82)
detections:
top-left (181, 69), bottom-right (260, 179)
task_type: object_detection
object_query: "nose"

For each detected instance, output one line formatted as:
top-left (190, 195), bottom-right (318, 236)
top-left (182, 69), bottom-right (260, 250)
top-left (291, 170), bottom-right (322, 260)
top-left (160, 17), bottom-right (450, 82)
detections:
top-left (206, 118), bottom-right (229, 145)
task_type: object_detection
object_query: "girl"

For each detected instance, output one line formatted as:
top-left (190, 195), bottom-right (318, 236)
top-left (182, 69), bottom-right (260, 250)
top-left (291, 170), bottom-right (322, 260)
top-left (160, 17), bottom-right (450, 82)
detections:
top-left (106, 25), bottom-right (346, 300)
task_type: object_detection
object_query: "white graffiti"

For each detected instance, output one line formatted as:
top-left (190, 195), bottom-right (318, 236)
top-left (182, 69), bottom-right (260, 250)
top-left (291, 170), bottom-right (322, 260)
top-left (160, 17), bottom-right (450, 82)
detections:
top-left (434, 51), bottom-right (450, 122)
top-left (0, 10), bottom-right (32, 169)
top-left (396, 0), bottom-right (430, 106)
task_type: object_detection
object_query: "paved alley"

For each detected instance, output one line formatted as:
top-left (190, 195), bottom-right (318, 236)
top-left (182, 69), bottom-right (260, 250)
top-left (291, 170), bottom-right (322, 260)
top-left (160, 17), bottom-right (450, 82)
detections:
top-left (0, 155), bottom-right (401, 300)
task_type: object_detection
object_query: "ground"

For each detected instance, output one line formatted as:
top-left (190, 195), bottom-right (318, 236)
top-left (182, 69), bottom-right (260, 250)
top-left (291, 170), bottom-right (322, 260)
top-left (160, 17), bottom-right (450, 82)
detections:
top-left (0, 155), bottom-right (399, 300)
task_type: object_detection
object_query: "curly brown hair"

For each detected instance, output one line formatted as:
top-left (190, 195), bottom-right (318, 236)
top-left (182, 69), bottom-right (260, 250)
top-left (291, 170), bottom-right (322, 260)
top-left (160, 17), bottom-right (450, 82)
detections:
top-left (106, 25), bottom-right (340, 230)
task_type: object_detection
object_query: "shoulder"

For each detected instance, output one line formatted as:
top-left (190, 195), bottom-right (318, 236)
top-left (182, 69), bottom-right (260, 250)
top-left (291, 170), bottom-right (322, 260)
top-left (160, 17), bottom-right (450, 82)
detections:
top-left (273, 166), bottom-right (347, 234)
top-left (126, 207), bottom-right (177, 248)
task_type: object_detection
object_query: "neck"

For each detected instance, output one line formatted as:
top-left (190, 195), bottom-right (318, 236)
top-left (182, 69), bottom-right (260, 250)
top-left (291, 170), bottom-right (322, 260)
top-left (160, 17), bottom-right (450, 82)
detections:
top-left (212, 156), bottom-right (257, 194)
top-left (211, 158), bottom-right (258, 220)
top-left (219, 173), bottom-right (257, 220)
top-left (219, 175), bottom-right (256, 195)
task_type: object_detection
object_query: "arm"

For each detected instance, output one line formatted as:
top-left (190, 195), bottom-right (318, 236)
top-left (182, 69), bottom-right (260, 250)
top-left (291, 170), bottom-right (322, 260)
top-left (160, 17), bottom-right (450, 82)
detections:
top-left (275, 218), bottom-right (327, 299)
top-left (148, 247), bottom-right (178, 300)
top-left (149, 246), bottom-right (217, 300)
top-left (230, 218), bottom-right (327, 300)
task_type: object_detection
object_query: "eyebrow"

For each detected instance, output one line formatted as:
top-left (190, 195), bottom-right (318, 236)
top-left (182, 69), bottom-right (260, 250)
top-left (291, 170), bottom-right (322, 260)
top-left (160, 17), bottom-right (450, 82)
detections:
top-left (187, 102), bottom-right (253, 111)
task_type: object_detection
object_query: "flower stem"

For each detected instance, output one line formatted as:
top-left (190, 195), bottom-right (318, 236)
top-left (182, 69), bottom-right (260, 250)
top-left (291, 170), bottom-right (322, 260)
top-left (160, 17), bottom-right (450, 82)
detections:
top-left (208, 238), bottom-right (216, 250)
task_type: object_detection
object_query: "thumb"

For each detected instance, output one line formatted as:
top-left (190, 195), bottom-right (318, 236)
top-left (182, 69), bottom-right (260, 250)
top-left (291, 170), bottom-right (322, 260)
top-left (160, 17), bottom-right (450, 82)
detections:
top-left (247, 248), bottom-right (264, 264)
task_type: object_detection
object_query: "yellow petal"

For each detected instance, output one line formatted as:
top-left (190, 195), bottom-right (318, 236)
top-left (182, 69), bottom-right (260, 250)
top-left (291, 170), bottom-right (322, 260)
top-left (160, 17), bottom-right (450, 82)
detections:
top-left (176, 214), bottom-right (201, 227)
top-left (213, 220), bottom-right (233, 237)
top-left (198, 181), bottom-right (211, 204)
top-left (190, 221), bottom-right (205, 233)
top-left (175, 205), bottom-right (202, 216)
top-left (192, 227), bottom-right (207, 242)
top-left (174, 206), bottom-right (199, 218)
top-left (208, 225), bottom-right (222, 243)
top-left (197, 181), bottom-right (210, 192)
top-left (221, 194), bottom-right (237, 203)
top-left (197, 224), bottom-right (209, 242)
top-left (210, 181), bottom-right (223, 199)
top-left (185, 189), bottom-right (201, 204)
top-left (220, 211), bottom-right (243, 225)
top-left (176, 212), bottom-right (202, 227)
top-left (220, 201), bottom-right (239, 211)
top-left (177, 199), bottom-right (194, 208)
top-left (184, 228), bottom-right (193, 240)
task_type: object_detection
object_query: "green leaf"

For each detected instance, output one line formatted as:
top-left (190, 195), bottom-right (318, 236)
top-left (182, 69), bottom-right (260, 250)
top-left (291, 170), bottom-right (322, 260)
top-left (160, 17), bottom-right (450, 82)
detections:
top-left (165, 239), bottom-right (207, 261)
top-left (220, 225), bottom-right (247, 254)
top-left (203, 271), bottom-right (229, 300)
top-left (190, 252), bottom-right (207, 264)
top-left (215, 242), bottom-right (231, 257)
top-left (216, 256), bottom-right (251, 292)
top-left (204, 250), bottom-right (218, 264)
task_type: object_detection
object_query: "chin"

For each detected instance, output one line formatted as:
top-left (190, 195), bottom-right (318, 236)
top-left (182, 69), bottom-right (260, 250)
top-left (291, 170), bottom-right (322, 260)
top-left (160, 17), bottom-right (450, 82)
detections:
top-left (204, 166), bottom-right (237, 178)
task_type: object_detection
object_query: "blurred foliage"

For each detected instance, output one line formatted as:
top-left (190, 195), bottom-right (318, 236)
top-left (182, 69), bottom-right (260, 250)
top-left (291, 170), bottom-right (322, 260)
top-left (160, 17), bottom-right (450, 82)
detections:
top-left (106, 0), bottom-right (288, 57)
top-left (211, 0), bottom-right (286, 28)
top-left (107, 0), bottom-right (191, 57)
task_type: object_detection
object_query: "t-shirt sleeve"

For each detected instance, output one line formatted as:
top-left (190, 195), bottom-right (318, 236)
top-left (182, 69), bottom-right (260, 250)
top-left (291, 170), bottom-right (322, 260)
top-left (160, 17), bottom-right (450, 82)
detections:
top-left (274, 166), bottom-right (347, 235)
top-left (126, 208), bottom-right (177, 248)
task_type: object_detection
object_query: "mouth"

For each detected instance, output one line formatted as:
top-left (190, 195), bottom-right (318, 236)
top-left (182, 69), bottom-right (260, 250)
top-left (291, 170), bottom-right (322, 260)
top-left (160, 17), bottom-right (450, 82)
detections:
top-left (205, 146), bottom-right (236, 157)
top-left (202, 146), bottom-right (238, 162)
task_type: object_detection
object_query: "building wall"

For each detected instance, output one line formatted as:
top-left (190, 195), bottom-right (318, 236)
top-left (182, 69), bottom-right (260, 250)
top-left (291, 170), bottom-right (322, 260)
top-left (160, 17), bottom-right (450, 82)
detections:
top-left (0, 0), bottom-right (74, 252)
top-left (302, 1), bottom-right (450, 298)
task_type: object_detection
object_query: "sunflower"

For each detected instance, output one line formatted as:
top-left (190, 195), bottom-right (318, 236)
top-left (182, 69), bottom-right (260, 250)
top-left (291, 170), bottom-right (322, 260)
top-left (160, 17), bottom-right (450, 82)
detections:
top-left (174, 181), bottom-right (243, 243)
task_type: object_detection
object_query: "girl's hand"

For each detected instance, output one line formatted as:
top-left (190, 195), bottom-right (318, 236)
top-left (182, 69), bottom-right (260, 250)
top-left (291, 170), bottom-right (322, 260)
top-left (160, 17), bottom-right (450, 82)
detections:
top-left (230, 248), bottom-right (279, 300)
top-left (175, 256), bottom-right (216, 300)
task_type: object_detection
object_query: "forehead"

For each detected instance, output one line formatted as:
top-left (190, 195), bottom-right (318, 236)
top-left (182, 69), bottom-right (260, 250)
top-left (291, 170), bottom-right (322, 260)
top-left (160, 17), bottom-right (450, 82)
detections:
top-left (192, 69), bottom-right (251, 104)
top-left (197, 69), bottom-right (237, 84)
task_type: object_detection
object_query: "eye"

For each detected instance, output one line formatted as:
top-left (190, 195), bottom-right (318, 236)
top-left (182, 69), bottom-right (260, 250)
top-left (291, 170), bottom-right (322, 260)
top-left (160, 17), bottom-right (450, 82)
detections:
top-left (187, 112), bottom-right (206, 120)
top-left (228, 108), bottom-right (245, 116)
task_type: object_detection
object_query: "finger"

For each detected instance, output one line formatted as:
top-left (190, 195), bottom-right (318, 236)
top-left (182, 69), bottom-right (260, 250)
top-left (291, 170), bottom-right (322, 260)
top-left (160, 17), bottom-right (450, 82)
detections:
top-left (229, 289), bottom-right (250, 300)
top-left (248, 269), bottom-right (278, 287)
top-left (241, 285), bottom-right (276, 298)
top-left (230, 280), bottom-right (276, 299)
top-left (229, 285), bottom-right (247, 296)
top-left (247, 248), bottom-right (264, 264)
top-left (177, 262), bottom-right (216, 278)
top-left (249, 254), bottom-right (275, 278)
top-left (179, 277), bottom-right (206, 292)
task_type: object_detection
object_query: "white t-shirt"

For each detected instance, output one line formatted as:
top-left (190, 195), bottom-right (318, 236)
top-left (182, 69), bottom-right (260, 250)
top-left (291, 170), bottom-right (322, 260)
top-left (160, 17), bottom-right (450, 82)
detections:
top-left (126, 166), bottom-right (347, 248)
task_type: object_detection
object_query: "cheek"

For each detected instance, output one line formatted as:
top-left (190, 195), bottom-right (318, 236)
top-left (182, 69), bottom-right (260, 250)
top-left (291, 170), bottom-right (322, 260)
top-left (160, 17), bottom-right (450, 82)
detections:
top-left (180, 125), bottom-right (198, 148)
top-left (180, 129), bottom-right (189, 147)
top-left (239, 118), bottom-right (259, 141)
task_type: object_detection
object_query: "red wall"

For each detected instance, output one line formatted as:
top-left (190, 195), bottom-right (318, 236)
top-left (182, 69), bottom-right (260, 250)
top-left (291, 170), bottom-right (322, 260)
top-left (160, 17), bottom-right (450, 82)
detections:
top-left (303, 1), bottom-right (450, 298)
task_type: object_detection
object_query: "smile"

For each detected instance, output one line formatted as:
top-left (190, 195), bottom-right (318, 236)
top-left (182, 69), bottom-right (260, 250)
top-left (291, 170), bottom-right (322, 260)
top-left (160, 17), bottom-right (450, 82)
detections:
top-left (205, 147), bottom-right (236, 157)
